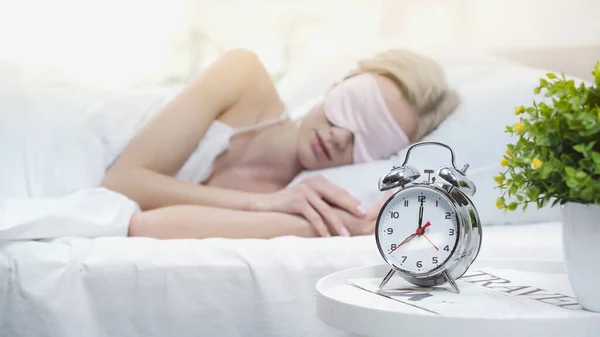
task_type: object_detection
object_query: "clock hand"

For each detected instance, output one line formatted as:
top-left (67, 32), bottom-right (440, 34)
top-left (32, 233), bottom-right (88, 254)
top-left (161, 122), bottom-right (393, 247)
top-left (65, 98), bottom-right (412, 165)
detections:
top-left (388, 233), bottom-right (417, 254)
top-left (388, 226), bottom-right (436, 254)
top-left (418, 201), bottom-right (424, 229)
top-left (416, 221), bottom-right (431, 235)
top-left (422, 221), bottom-right (431, 231)
top-left (423, 233), bottom-right (439, 251)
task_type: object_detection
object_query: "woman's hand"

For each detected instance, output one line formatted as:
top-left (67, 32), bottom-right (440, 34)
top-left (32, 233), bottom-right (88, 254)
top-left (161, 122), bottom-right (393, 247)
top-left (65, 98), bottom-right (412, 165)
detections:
top-left (251, 175), bottom-right (367, 237)
top-left (330, 190), bottom-right (393, 236)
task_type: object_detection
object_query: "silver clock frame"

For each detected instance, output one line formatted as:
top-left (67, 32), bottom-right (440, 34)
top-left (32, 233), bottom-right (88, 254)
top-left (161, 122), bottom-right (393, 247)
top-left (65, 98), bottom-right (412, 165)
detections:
top-left (374, 141), bottom-right (483, 294)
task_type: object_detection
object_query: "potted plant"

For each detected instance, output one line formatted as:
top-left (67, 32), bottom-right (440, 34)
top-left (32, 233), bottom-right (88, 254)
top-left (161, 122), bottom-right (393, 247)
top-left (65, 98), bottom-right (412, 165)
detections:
top-left (495, 61), bottom-right (600, 312)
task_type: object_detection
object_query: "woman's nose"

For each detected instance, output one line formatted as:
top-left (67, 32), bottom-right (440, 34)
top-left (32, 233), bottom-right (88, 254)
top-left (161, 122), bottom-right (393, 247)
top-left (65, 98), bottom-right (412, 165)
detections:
top-left (332, 127), bottom-right (353, 150)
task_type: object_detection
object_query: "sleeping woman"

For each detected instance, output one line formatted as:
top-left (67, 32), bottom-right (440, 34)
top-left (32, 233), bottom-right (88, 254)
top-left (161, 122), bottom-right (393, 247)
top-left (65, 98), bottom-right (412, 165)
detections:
top-left (100, 48), bottom-right (460, 240)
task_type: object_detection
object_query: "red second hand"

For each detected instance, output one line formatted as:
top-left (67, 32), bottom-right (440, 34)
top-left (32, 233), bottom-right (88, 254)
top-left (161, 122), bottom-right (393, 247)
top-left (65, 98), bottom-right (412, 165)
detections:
top-left (423, 234), bottom-right (439, 250)
top-left (388, 233), bottom-right (417, 254)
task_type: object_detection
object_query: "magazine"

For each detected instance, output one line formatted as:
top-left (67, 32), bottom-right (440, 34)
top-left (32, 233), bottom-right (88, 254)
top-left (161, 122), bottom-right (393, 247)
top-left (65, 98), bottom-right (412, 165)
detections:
top-left (347, 267), bottom-right (599, 318)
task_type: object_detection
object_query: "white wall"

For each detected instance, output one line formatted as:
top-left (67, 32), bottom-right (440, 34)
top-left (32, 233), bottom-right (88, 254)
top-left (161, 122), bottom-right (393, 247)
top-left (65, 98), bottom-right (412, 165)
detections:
top-left (380, 0), bottom-right (600, 50)
top-left (0, 0), bottom-right (385, 88)
top-left (186, 0), bottom-right (383, 80)
top-left (6, 0), bottom-right (594, 88)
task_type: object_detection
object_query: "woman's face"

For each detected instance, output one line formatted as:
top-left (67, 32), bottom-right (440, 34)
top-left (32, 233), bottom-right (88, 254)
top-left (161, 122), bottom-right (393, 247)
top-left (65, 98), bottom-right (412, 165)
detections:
top-left (296, 101), bottom-right (354, 170)
top-left (296, 74), bottom-right (419, 170)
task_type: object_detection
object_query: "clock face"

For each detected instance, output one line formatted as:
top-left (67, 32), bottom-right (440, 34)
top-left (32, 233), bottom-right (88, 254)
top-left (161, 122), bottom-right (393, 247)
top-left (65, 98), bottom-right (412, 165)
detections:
top-left (376, 186), bottom-right (459, 275)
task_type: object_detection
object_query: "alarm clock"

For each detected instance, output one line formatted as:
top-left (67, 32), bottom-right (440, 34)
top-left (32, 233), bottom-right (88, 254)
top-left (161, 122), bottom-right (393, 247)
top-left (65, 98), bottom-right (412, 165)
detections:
top-left (375, 141), bottom-right (482, 294)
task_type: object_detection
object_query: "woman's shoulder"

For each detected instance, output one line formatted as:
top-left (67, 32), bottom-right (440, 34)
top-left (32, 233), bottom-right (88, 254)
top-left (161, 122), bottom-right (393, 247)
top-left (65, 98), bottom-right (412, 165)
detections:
top-left (216, 73), bottom-right (286, 131)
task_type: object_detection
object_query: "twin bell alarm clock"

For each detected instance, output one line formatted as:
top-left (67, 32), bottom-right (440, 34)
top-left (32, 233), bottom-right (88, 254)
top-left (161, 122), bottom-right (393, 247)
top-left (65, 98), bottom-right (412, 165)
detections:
top-left (374, 141), bottom-right (482, 294)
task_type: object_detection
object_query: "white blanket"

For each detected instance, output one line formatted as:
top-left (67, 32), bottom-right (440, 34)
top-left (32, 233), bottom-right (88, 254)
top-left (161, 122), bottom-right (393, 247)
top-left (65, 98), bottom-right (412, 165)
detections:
top-left (0, 188), bottom-right (138, 240)
top-left (0, 222), bottom-right (563, 337)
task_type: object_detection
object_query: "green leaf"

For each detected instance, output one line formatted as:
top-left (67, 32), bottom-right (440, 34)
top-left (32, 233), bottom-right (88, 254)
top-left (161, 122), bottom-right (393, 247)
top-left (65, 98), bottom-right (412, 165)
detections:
top-left (551, 198), bottom-right (562, 207)
top-left (581, 186), bottom-right (594, 200)
top-left (574, 144), bottom-right (587, 153)
top-left (540, 163), bottom-right (553, 179)
top-left (593, 61), bottom-right (600, 86)
top-left (569, 96), bottom-right (582, 110)
top-left (509, 183), bottom-right (519, 195)
top-left (580, 157), bottom-right (594, 169)
top-left (536, 199), bottom-right (543, 209)
top-left (547, 73), bottom-right (556, 79)
top-left (527, 185), bottom-right (540, 201)
top-left (533, 133), bottom-right (552, 147)
top-left (493, 175), bottom-right (505, 184)
top-left (541, 196), bottom-right (551, 208)
top-left (589, 86), bottom-right (600, 108)
top-left (513, 174), bottom-right (525, 185)
top-left (591, 152), bottom-right (600, 173)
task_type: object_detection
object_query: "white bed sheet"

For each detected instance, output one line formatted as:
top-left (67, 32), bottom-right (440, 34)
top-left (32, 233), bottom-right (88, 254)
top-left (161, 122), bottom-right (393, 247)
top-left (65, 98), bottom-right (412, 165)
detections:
top-left (0, 222), bottom-right (563, 337)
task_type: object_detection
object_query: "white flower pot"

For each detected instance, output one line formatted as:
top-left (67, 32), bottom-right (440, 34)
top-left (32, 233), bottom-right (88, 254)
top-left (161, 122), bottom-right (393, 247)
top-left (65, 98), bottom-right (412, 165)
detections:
top-left (561, 202), bottom-right (600, 312)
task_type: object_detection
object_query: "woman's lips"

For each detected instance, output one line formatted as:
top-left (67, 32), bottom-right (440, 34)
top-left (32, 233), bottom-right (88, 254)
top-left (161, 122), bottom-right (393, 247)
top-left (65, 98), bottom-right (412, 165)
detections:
top-left (313, 131), bottom-right (333, 161)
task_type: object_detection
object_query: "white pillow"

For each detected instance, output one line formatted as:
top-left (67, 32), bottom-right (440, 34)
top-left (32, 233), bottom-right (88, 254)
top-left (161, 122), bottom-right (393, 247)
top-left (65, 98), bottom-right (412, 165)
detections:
top-left (281, 43), bottom-right (584, 226)
top-left (0, 61), bottom-right (108, 200)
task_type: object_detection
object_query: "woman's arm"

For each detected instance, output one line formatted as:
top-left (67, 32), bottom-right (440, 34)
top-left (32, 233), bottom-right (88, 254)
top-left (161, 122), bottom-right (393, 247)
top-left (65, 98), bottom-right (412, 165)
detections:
top-left (101, 49), bottom-right (273, 211)
top-left (127, 190), bottom-right (392, 240)
top-left (128, 205), bottom-right (318, 239)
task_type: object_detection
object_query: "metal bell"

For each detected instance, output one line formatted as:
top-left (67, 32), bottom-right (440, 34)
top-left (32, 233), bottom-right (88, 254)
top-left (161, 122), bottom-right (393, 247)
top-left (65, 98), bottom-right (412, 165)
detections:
top-left (436, 165), bottom-right (476, 196)
top-left (378, 165), bottom-right (420, 191)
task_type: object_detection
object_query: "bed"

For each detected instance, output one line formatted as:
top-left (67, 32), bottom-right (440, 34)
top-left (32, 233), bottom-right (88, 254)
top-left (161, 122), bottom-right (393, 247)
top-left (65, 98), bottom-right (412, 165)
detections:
top-left (0, 44), bottom-right (593, 336)
top-left (0, 222), bottom-right (563, 337)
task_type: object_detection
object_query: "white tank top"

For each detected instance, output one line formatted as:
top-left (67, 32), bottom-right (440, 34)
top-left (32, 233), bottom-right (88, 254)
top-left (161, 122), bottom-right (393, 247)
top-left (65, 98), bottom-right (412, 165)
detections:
top-left (92, 87), bottom-right (289, 185)
top-left (174, 112), bottom-right (288, 184)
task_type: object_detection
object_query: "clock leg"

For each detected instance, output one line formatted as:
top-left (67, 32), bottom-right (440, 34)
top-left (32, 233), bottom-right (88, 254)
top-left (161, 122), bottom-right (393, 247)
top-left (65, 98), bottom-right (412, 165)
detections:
top-left (443, 271), bottom-right (460, 294)
top-left (379, 269), bottom-right (396, 289)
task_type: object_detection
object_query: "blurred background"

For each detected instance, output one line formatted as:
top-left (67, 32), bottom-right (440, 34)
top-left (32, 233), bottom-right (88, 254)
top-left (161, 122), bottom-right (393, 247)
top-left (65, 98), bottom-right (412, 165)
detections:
top-left (0, 0), bottom-right (598, 209)
top-left (0, 0), bottom-right (598, 90)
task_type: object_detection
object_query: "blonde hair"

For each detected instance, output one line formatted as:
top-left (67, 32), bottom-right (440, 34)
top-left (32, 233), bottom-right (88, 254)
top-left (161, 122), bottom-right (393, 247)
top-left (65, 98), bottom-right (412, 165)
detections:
top-left (344, 49), bottom-right (460, 141)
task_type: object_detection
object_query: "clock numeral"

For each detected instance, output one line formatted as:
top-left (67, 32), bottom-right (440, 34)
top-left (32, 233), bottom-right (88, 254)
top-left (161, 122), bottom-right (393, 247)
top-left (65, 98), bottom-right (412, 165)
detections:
top-left (390, 244), bottom-right (397, 250)
top-left (404, 200), bottom-right (409, 207)
top-left (443, 245), bottom-right (450, 251)
top-left (449, 229), bottom-right (455, 236)
top-left (389, 211), bottom-right (399, 219)
top-left (445, 212), bottom-right (452, 219)
top-left (401, 256), bottom-right (407, 263)
top-left (436, 200), bottom-right (439, 207)
top-left (418, 195), bottom-right (426, 202)
top-left (432, 257), bottom-right (438, 264)
top-left (386, 228), bottom-right (393, 234)
top-left (416, 261), bottom-right (422, 268)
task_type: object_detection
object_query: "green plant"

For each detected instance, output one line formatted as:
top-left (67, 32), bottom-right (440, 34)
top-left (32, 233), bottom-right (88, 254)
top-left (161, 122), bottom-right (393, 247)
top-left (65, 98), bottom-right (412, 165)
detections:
top-left (495, 61), bottom-right (600, 211)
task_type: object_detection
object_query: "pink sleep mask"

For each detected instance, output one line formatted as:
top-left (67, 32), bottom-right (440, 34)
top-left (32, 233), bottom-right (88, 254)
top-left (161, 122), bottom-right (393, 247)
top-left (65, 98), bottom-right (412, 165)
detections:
top-left (324, 73), bottom-right (411, 163)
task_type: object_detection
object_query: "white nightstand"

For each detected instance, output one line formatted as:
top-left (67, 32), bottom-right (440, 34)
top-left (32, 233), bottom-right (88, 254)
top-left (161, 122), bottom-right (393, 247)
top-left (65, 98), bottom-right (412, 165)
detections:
top-left (316, 260), bottom-right (600, 337)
